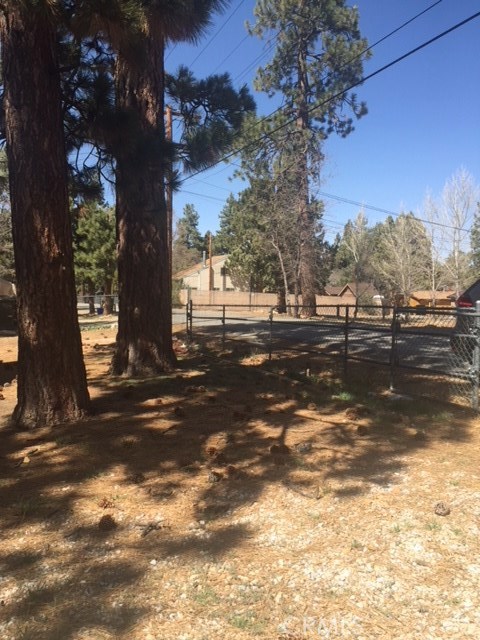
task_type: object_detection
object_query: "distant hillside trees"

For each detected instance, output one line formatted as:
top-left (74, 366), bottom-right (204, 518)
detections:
top-left (331, 169), bottom-right (480, 305)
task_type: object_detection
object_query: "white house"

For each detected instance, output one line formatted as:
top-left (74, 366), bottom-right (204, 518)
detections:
top-left (174, 255), bottom-right (237, 291)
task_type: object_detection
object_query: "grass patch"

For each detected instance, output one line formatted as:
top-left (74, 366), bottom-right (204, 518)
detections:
top-left (229, 613), bottom-right (266, 634)
top-left (192, 586), bottom-right (221, 607)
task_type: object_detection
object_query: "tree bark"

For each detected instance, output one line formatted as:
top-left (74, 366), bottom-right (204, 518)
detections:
top-left (0, 6), bottom-right (90, 428)
top-left (296, 38), bottom-right (317, 318)
top-left (112, 21), bottom-right (176, 376)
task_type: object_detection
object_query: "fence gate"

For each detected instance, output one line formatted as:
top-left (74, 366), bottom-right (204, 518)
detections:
top-left (447, 303), bottom-right (480, 410)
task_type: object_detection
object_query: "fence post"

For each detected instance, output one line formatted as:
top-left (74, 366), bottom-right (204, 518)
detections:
top-left (222, 304), bottom-right (226, 347)
top-left (188, 299), bottom-right (193, 338)
top-left (389, 306), bottom-right (398, 391)
top-left (472, 301), bottom-right (480, 411)
top-left (268, 307), bottom-right (274, 361)
top-left (344, 305), bottom-right (349, 377)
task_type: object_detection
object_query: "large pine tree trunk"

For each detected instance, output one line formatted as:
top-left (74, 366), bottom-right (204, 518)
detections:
top-left (0, 6), bottom-right (90, 428)
top-left (297, 175), bottom-right (317, 317)
top-left (112, 24), bottom-right (176, 376)
top-left (296, 42), bottom-right (317, 318)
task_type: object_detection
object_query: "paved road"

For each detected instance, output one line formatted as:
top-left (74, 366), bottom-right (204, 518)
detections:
top-left (187, 310), bottom-right (461, 376)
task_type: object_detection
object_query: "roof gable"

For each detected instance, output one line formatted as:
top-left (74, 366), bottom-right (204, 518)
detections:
top-left (173, 255), bottom-right (228, 280)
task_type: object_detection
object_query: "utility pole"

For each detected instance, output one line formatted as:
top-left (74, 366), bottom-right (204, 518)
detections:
top-left (165, 105), bottom-right (182, 279)
top-left (208, 231), bottom-right (214, 291)
top-left (165, 105), bottom-right (173, 281)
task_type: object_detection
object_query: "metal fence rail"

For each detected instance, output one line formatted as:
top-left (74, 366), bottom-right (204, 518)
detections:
top-left (185, 301), bottom-right (480, 410)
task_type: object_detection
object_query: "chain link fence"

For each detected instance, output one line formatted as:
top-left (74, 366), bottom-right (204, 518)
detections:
top-left (186, 302), bottom-right (480, 411)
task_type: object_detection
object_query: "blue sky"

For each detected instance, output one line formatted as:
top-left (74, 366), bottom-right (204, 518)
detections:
top-left (167, 0), bottom-right (480, 242)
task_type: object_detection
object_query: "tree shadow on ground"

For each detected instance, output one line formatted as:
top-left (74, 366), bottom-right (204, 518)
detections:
top-left (0, 335), bottom-right (475, 638)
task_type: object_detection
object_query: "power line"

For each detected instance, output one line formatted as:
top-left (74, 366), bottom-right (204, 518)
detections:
top-left (181, 189), bottom-right (228, 203)
top-left (180, 181), bottom-right (472, 233)
top-left (232, 39), bottom-right (277, 84)
top-left (189, 177), bottom-right (235, 193)
top-left (211, 33), bottom-right (250, 75)
top-left (203, 0), bottom-right (445, 167)
top-left (165, 43), bottom-right (177, 62)
top-left (181, 9), bottom-right (480, 186)
top-left (318, 191), bottom-right (470, 232)
top-left (189, 0), bottom-right (248, 68)
top-left (349, 0), bottom-right (444, 62)
top-left (172, 0), bottom-right (446, 192)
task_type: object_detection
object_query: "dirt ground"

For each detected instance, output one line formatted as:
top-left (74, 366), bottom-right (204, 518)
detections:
top-left (0, 323), bottom-right (480, 640)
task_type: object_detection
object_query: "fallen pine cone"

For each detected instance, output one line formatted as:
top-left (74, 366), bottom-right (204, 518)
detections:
top-left (434, 501), bottom-right (451, 516)
top-left (98, 497), bottom-right (115, 509)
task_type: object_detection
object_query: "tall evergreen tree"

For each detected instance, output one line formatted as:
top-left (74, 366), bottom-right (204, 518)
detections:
top-left (172, 203), bottom-right (204, 274)
top-left (75, 1), bottom-right (253, 375)
top-left (217, 190), bottom-right (278, 293)
top-left (0, 0), bottom-right (90, 428)
top-left (74, 202), bottom-right (117, 311)
top-left (249, 0), bottom-right (369, 315)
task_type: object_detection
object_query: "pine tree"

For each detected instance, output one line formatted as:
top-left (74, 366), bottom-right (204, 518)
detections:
top-left (74, 202), bottom-right (117, 312)
top-left (0, 1), bottom-right (90, 427)
top-left (74, 1), bottom-right (253, 375)
top-left (217, 191), bottom-right (278, 293)
top-left (249, 0), bottom-right (369, 315)
top-left (172, 204), bottom-right (204, 274)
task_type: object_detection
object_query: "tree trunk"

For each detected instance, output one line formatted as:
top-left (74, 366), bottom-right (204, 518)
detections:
top-left (271, 237), bottom-right (289, 314)
top-left (103, 279), bottom-right (114, 315)
top-left (0, 6), bottom-right (90, 428)
top-left (112, 22), bottom-right (176, 376)
top-left (296, 40), bottom-right (317, 318)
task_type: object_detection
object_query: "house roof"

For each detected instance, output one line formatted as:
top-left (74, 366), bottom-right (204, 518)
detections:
top-left (324, 285), bottom-right (343, 296)
top-left (325, 282), bottom-right (378, 298)
top-left (410, 290), bottom-right (456, 300)
top-left (173, 255), bottom-right (228, 280)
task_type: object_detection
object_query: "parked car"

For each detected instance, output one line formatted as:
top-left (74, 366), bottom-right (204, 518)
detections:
top-left (450, 279), bottom-right (480, 362)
